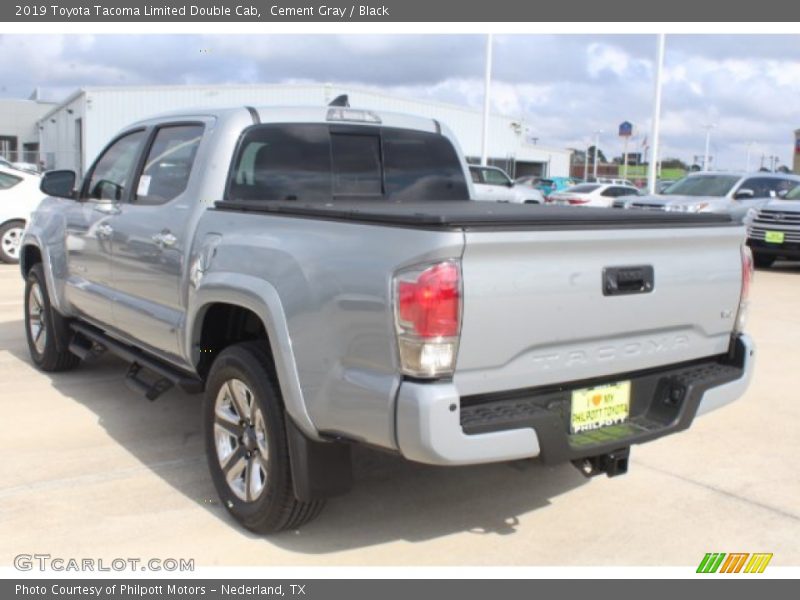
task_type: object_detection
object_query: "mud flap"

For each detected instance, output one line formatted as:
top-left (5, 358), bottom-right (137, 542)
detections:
top-left (285, 417), bottom-right (353, 501)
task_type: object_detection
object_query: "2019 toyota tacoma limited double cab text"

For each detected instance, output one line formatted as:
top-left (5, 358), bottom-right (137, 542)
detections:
top-left (21, 102), bottom-right (755, 532)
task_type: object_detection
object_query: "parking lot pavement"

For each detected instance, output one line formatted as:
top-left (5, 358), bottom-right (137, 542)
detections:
top-left (0, 262), bottom-right (798, 567)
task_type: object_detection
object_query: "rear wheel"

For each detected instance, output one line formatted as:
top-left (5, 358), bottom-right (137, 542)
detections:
top-left (753, 253), bottom-right (775, 269)
top-left (24, 264), bottom-right (81, 371)
top-left (0, 220), bottom-right (25, 264)
top-left (204, 342), bottom-right (324, 533)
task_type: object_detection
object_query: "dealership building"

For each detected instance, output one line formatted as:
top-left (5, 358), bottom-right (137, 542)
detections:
top-left (0, 93), bottom-right (57, 164)
top-left (37, 83), bottom-right (572, 178)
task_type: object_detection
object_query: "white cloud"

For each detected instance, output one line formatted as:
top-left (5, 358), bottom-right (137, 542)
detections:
top-left (0, 34), bottom-right (797, 169)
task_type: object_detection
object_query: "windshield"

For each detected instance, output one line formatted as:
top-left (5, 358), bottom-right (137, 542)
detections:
top-left (785, 185), bottom-right (800, 200)
top-left (228, 124), bottom-right (469, 202)
top-left (662, 175), bottom-right (739, 197)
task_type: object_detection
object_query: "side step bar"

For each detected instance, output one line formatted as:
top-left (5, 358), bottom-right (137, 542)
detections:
top-left (69, 322), bottom-right (204, 400)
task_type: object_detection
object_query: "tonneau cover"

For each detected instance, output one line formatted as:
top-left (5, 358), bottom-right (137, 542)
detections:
top-left (215, 200), bottom-right (734, 230)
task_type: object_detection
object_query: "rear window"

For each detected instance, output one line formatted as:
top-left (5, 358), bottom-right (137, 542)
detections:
top-left (227, 124), bottom-right (469, 202)
top-left (569, 184), bottom-right (600, 193)
top-left (0, 172), bottom-right (22, 190)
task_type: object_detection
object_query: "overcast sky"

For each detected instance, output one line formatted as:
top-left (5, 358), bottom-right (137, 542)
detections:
top-left (1, 34), bottom-right (798, 169)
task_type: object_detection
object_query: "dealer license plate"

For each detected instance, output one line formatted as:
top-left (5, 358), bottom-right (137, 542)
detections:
top-left (765, 231), bottom-right (785, 244)
top-left (570, 381), bottom-right (631, 434)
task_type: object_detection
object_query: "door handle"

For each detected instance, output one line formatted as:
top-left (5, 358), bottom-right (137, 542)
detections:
top-left (603, 265), bottom-right (654, 296)
top-left (93, 203), bottom-right (121, 216)
top-left (95, 223), bottom-right (113, 239)
top-left (152, 230), bottom-right (177, 248)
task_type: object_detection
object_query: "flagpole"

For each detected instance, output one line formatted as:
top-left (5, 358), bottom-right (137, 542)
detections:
top-left (622, 135), bottom-right (629, 180)
top-left (480, 34), bottom-right (493, 166)
top-left (648, 33), bottom-right (665, 195)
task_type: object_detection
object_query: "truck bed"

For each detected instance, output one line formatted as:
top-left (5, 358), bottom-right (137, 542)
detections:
top-left (215, 200), bottom-right (734, 230)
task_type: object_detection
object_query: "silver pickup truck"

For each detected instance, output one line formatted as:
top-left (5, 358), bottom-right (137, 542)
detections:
top-left (21, 103), bottom-right (755, 533)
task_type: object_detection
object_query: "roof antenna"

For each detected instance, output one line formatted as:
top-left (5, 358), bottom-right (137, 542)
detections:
top-left (329, 94), bottom-right (350, 108)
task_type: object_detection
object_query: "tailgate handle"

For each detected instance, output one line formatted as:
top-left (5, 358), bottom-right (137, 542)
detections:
top-left (603, 266), bottom-right (654, 296)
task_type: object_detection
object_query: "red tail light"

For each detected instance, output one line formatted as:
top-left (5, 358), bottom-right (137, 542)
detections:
top-left (398, 262), bottom-right (460, 338)
top-left (394, 260), bottom-right (462, 377)
top-left (567, 197), bottom-right (590, 205)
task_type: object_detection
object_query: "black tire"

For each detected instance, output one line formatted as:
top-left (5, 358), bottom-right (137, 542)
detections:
top-left (0, 220), bottom-right (25, 264)
top-left (753, 253), bottom-right (775, 269)
top-left (204, 342), bottom-right (324, 533)
top-left (24, 263), bottom-right (81, 372)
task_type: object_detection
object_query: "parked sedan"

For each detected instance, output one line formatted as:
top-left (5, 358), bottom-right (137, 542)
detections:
top-left (616, 172), bottom-right (800, 222)
top-left (548, 183), bottom-right (640, 208)
top-left (0, 166), bottom-right (44, 263)
top-left (531, 176), bottom-right (581, 198)
top-left (470, 165), bottom-right (545, 204)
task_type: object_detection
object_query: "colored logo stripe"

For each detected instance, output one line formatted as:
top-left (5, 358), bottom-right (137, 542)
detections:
top-left (697, 553), bottom-right (726, 573)
top-left (744, 553), bottom-right (773, 573)
top-left (697, 552), bottom-right (773, 573)
top-left (720, 553), bottom-right (749, 573)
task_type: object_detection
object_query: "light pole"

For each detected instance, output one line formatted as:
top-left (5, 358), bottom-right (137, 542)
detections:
top-left (583, 145), bottom-right (589, 181)
top-left (745, 142), bottom-right (753, 172)
top-left (647, 34), bottom-right (665, 195)
top-left (480, 34), bottom-right (493, 166)
top-left (592, 130), bottom-right (602, 180)
top-left (702, 123), bottom-right (715, 171)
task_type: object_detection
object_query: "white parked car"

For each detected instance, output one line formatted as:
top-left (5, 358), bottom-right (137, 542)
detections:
top-left (595, 177), bottom-right (635, 187)
top-left (469, 165), bottom-right (545, 204)
top-left (0, 156), bottom-right (38, 174)
top-left (548, 183), bottom-right (640, 208)
top-left (0, 166), bottom-right (44, 263)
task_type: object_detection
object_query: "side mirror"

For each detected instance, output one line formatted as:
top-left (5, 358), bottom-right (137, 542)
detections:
top-left (41, 170), bottom-right (77, 199)
top-left (734, 188), bottom-right (755, 200)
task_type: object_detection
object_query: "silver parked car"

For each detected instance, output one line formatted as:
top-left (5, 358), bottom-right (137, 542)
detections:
top-left (746, 184), bottom-right (800, 268)
top-left (615, 172), bottom-right (800, 222)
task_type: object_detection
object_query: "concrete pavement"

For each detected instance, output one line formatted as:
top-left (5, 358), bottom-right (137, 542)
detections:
top-left (0, 262), bottom-right (798, 566)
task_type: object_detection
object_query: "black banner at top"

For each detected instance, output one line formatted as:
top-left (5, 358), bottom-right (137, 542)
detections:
top-left (4, 0), bottom-right (800, 22)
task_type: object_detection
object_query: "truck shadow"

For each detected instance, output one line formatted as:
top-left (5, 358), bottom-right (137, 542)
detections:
top-left (0, 317), bottom-right (587, 553)
top-left (758, 260), bottom-right (800, 273)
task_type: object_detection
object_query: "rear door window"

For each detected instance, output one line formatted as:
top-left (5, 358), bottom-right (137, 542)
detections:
top-left (135, 124), bottom-right (204, 205)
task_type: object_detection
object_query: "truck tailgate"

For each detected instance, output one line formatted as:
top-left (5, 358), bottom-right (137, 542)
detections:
top-left (455, 225), bottom-right (744, 396)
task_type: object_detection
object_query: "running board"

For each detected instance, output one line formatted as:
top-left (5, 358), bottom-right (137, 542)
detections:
top-left (70, 322), bottom-right (204, 400)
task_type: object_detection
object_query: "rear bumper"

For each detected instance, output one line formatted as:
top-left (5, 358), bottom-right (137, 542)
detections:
top-left (395, 334), bottom-right (754, 466)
